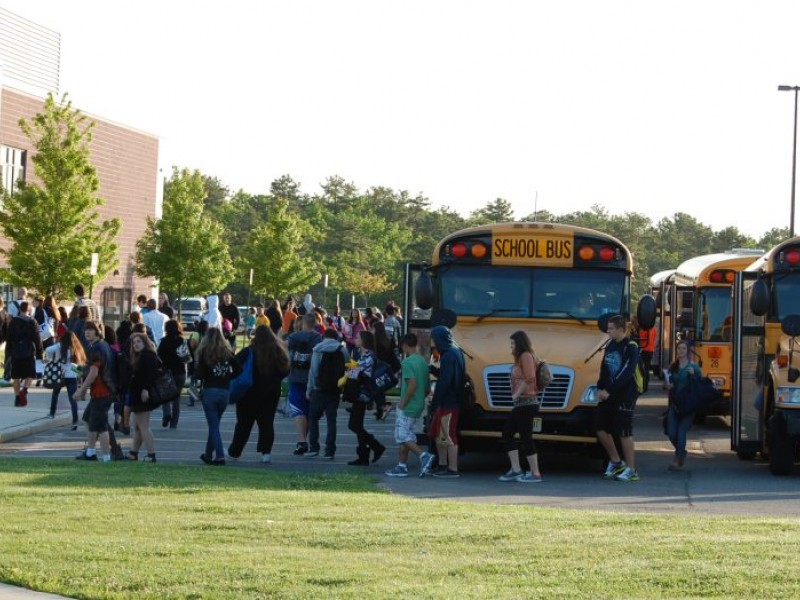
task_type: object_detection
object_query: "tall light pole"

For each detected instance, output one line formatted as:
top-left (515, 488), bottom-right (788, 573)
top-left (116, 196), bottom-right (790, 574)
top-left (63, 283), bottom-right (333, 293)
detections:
top-left (778, 85), bottom-right (799, 237)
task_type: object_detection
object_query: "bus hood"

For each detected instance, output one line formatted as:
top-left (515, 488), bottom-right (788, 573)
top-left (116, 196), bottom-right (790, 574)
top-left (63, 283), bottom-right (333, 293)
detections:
top-left (452, 321), bottom-right (610, 370)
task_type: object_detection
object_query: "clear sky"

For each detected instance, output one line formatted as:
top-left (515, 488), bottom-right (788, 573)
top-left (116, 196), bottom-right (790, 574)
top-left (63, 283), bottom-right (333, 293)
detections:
top-left (3, 1), bottom-right (800, 238)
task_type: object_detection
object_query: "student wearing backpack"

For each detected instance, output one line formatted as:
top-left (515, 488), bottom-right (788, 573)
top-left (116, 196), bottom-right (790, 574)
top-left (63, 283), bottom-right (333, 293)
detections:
top-left (344, 330), bottom-right (387, 465)
top-left (73, 321), bottom-right (116, 462)
top-left (305, 328), bottom-right (349, 459)
top-left (385, 333), bottom-right (436, 478)
top-left (45, 330), bottom-right (86, 429)
top-left (7, 301), bottom-right (43, 407)
top-left (596, 315), bottom-right (641, 482)
top-left (663, 340), bottom-right (703, 470)
top-left (157, 320), bottom-right (187, 429)
top-left (286, 314), bottom-right (322, 455)
top-left (227, 325), bottom-right (290, 464)
top-left (498, 331), bottom-right (544, 483)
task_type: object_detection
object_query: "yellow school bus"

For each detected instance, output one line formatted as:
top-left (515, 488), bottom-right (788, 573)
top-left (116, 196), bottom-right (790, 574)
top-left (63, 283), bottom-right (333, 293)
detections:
top-left (403, 222), bottom-right (655, 453)
top-left (732, 237), bottom-right (800, 474)
top-left (671, 251), bottom-right (763, 417)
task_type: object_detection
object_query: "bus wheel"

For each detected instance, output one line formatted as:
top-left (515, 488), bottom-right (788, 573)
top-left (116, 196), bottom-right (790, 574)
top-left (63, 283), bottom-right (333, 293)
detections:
top-left (768, 419), bottom-right (794, 476)
top-left (736, 450), bottom-right (757, 461)
top-left (693, 414), bottom-right (707, 425)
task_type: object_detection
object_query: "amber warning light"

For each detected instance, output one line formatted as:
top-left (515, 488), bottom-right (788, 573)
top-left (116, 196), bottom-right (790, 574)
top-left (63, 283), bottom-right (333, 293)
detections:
top-left (446, 241), bottom-right (489, 260)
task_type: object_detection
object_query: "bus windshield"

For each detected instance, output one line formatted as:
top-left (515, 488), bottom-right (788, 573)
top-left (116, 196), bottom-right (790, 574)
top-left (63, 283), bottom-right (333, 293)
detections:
top-left (774, 272), bottom-right (800, 321)
top-left (694, 287), bottom-right (732, 341)
top-left (439, 266), bottom-right (627, 319)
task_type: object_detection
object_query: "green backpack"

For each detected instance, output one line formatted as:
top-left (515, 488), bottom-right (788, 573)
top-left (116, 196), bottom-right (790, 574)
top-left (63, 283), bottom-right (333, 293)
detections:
top-left (628, 341), bottom-right (646, 395)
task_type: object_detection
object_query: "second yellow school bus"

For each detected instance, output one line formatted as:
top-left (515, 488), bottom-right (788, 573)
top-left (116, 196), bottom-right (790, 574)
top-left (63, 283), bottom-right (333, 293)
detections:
top-left (404, 221), bottom-right (654, 452)
top-left (671, 250), bottom-right (763, 416)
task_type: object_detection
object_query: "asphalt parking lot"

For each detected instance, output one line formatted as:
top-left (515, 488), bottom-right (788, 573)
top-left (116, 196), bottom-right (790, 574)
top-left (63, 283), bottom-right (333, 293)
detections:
top-left (2, 389), bottom-right (799, 517)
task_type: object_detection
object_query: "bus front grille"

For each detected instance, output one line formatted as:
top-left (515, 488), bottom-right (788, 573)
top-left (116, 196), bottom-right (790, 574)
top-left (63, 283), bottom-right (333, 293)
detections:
top-left (484, 365), bottom-right (573, 410)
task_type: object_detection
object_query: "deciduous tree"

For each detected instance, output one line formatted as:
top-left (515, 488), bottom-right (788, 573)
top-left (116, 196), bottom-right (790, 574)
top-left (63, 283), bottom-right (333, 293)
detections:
top-left (134, 168), bottom-right (234, 307)
top-left (0, 94), bottom-right (120, 299)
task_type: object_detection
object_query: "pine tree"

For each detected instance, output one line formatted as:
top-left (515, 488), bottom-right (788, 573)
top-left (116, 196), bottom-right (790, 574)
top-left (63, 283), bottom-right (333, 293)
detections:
top-left (0, 93), bottom-right (120, 298)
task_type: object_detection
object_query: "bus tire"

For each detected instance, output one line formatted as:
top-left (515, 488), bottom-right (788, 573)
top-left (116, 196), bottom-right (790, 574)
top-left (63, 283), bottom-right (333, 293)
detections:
top-left (768, 417), bottom-right (794, 476)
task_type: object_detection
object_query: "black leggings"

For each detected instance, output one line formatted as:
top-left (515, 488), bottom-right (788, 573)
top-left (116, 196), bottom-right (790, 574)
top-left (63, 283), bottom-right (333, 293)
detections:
top-left (502, 404), bottom-right (539, 457)
top-left (348, 401), bottom-right (380, 450)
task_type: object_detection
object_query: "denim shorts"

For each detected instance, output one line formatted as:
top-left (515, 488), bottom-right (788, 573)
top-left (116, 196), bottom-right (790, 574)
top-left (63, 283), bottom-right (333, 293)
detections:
top-left (394, 413), bottom-right (419, 444)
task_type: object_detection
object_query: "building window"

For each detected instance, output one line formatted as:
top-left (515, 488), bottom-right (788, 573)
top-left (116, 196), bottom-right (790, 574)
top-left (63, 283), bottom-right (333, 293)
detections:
top-left (0, 145), bottom-right (26, 196)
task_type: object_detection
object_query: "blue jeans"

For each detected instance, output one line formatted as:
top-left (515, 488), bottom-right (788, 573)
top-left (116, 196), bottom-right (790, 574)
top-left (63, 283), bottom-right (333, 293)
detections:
top-left (308, 390), bottom-right (340, 455)
top-left (49, 378), bottom-right (78, 424)
top-left (666, 406), bottom-right (694, 459)
top-left (202, 387), bottom-right (229, 460)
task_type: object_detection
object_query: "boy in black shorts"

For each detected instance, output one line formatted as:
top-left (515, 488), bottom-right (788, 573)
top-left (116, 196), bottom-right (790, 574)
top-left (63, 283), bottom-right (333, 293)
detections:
top-left (596, 315), bottom-right (640, 481)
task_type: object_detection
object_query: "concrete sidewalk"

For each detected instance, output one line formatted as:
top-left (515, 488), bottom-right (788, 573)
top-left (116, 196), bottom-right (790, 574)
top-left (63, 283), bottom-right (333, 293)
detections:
top-left (0, 583), bottom-right (71, 599)
top-left (0, 382), bottom-right (73, 443)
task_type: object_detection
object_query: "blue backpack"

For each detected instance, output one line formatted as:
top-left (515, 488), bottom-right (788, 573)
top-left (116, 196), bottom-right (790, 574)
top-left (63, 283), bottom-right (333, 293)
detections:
top-left (229, 349), bottom-right (254, 404)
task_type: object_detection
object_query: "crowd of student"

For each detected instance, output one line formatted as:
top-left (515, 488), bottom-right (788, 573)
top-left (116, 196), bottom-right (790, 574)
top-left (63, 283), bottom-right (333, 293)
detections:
top-left (0, 286), bottom-right (703, 478)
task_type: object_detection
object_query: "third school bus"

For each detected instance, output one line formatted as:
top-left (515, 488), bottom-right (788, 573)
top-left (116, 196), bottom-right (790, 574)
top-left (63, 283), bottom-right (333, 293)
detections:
top-left (669, 251), bottom-right (763, 416)
top-left (403, 221), bottom-right (654, 452)
top-left (731, 237), bottom-right (800, 475)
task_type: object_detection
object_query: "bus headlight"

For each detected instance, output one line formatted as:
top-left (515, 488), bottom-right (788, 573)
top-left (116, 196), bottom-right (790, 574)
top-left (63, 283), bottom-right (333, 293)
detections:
top-left (581, 386), bottom-right (599, 404)
top-left (710, 377), bottom-right (725, 389)
top-left (775, 387), bottom-right (800, 406)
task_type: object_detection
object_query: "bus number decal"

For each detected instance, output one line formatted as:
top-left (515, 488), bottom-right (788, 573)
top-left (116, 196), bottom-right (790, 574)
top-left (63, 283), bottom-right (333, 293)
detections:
top-left (710, 359), bottom-right (719, 369)
top-left (493, 237), bottom-right (573, 261)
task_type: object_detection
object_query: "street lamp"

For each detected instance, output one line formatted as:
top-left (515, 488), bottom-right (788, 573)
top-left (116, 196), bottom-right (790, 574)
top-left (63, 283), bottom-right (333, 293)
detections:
top-left (778, 85), bottom-right (799, 237)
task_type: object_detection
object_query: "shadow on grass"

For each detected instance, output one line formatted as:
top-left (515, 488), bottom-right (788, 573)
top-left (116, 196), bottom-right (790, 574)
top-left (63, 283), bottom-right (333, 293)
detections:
top-left (0, 457), bottom-right (384, 495)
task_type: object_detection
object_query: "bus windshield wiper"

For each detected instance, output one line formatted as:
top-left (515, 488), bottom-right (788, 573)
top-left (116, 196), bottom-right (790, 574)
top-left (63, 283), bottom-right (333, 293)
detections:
top-left (536, 309), bottom-right (587, 325)
top-left (476, 308), bottom-right (525, 322)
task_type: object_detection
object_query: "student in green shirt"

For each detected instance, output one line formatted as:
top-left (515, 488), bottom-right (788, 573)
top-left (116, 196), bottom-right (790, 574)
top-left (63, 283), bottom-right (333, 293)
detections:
top-left (385, 333), bottom-right (437, 478)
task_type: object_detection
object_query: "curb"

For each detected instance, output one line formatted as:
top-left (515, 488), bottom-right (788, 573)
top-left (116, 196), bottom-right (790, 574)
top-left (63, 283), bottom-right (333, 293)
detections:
top-left (0, 414), bottom-right (72, 444)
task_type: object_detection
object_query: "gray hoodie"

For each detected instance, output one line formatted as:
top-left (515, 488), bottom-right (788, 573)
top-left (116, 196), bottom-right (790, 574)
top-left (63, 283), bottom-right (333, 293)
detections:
top-left (306, 338), bottom-right (350, 396)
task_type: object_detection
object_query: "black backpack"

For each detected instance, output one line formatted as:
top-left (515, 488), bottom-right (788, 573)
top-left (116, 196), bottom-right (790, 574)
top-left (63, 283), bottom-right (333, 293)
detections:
top-left (318, 350), bottom-right (346, 393)
top-left (371, 360), bottom-right (399, 394)
top-left (10, 317), bottom-right (34, 359)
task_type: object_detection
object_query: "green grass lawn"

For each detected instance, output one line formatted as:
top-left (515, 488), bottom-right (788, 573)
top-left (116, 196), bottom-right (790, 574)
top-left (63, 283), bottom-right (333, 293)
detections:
top-left (1, 458), bottom-right (800, 599)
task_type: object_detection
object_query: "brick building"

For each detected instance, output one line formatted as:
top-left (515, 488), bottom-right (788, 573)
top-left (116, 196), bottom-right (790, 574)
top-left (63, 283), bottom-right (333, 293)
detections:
top-left (0, 7), bottom-right (161, 331)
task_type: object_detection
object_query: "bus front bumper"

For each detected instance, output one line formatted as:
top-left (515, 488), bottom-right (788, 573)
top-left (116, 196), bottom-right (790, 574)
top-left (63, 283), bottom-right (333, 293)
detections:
top-left (459, 405), bottom-right (599, 445)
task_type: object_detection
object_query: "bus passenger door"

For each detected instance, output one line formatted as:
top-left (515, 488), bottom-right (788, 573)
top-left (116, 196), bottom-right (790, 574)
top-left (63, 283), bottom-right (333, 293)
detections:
top-left (731, 271), bottom-right (766, 457)
top-left (656, 282), bottom-right (672, 375)
top-left (403, 263), bottom-right (433, 360)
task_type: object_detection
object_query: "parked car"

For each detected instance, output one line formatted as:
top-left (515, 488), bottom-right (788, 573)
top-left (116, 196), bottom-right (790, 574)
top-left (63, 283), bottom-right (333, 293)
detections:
top-left (176, 297), bottom-right (207, 331)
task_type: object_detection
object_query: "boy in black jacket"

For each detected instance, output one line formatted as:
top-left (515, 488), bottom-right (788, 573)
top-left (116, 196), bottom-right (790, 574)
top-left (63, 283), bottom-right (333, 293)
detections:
top-left (596, 315), bottom-right (640, 482)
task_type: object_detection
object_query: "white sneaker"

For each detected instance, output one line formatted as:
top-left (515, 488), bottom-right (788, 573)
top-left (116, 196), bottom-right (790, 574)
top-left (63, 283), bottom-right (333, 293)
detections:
top-left (516, 471), bottom-right (543, 483)
top-left (100, 454), bottom-right (112, 463)
top-left (260, 453), bottom-right (271, 464)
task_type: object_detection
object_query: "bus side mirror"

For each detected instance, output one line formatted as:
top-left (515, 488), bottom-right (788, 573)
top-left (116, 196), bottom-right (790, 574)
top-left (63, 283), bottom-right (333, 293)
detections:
top-left (749, 279), bottom-right (770, 316)
top-left (637, 294), bottom-right (657, 330)
top-left (416, 270), bottom-right (434, 310)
